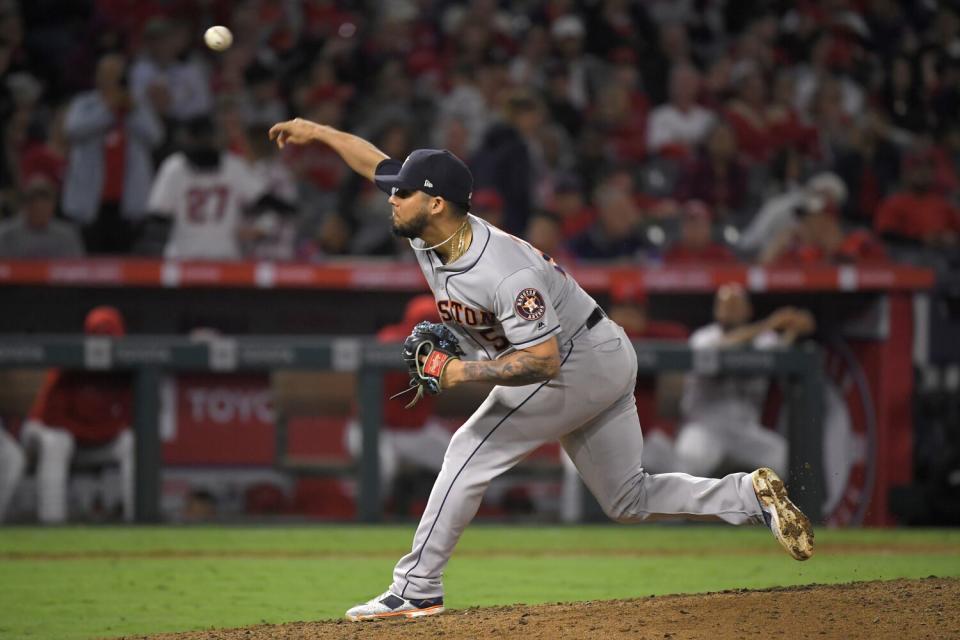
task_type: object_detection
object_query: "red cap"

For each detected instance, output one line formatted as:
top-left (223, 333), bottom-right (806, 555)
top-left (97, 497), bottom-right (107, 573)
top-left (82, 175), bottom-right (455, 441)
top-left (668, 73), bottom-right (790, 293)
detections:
top-left (471, 189), bottom-right (504, 211)
top-left (611, 280), bottom-right (647, 306)
top-left (84, 306), bottom-right (126, 337)
top-left (403, 295), bottom-right (440, 325)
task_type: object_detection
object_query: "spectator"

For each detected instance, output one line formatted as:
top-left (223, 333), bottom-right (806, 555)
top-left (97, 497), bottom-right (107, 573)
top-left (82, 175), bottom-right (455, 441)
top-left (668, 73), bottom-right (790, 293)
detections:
top-left (128, 17), bottom-right (213, 124)
top-left (881, 56), bottom-right (929, 135)
top-left (932, 54), bottom-right (960, 134)
top-left (240, 61), bottom-right (287, 127)
top-left (146, 115), bottom-right (266, 260)
top-left (339, 121), bottom-right (413, 256)
top-left (641, 21), bottom-right (697, 106)
top-left (18, 105), bottom-right (68, 191)
top-left (724, 64), bottom-right (775, 164)
top-left (766, 70), bottom-right (818, 159)
top-left (832, 113), bottom-right (901, 223)
top-left (244, 124), bottom-right (299, 261)
top-left (675, 284), bottom-right (815, 478)
top-left (675, 120), bottom-right (748, 221)
top-left (590, 82), bottom-right (648, 164)
top-left (739, 172), bottom-right (848, 256)
top-left (0, 422), bottom-right (25, 522)
top-left (807, 76), bottom-right (856, 161)
top-left (507, 24), bottom-right (551, 90)
top-left (569, 176), bottom-right (646, 261)
top-left (549, 15), bottom-right (605, 111)
top-left (0, 30), bottom-right (18, 207)
top-left (545, 172), bottom-right (595, 239)
top-left (291, 57), bottom-right (354, 117)
top-left (875, 151), bottom-right (960, 249)
top-left (762, 203), bottom-right (889, 265)
top-left (543, 62), bottom-right (584, 139)
top-left (437, 63), bottom-right (489, 155)
top-left (793, 34), bottom-right (865, 121)
top-left (344, 295), bottom-right (450, 509)
top-left (647, 63), bottom-right (716, 158)
top-left (0, 173), bottom-right (83, 258)
top-left (62, 53), bottom-right (164, 253)
top-left (663, 201), bottom-right (738, 265)
top-left (472, 90), bottom-right (545, 234)
top-left (18, 306), bottom-right (134, 523)
top-left (524, 211), bottom-right (573, 266)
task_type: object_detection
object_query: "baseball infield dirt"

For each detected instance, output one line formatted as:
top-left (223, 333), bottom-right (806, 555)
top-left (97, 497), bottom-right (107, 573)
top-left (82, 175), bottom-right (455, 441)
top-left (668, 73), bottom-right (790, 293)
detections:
top-left (135, 577), bottom-right (958, 640)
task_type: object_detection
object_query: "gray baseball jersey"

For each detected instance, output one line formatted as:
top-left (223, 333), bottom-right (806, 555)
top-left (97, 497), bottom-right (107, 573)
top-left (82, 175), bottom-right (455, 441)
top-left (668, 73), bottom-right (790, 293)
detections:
top-left (410, 215), bottom-right (598, 359)
top-left (390, 213), bottom-right (765, 600)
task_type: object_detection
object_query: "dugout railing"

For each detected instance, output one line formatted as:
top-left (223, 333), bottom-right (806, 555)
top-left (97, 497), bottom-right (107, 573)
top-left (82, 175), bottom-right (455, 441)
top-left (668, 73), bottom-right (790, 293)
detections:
top-left (0, 336), bottom-right (825, 523)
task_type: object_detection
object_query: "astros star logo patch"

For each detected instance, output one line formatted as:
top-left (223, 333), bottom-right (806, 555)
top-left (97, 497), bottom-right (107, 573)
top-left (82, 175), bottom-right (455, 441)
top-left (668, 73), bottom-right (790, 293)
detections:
top-left (514, 288), bottom-right (546, 321)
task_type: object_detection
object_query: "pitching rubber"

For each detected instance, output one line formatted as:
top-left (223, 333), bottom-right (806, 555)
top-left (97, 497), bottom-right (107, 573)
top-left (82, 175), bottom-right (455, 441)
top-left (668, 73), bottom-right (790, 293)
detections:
top-left (346, 604), bottom-right (445, 621)
top-left (752, 467), bottom-right (815, 561)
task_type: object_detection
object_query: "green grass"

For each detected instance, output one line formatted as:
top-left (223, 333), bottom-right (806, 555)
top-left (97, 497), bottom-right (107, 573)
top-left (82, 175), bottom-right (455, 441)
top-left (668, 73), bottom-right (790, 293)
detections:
top-left (0, 525), bottom-right (958, 639)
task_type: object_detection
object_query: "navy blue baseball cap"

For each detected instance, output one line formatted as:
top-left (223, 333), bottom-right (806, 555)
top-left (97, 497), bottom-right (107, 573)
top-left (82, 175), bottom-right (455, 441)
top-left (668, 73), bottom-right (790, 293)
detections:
top-left (374, 149), bottom-right (474, 209)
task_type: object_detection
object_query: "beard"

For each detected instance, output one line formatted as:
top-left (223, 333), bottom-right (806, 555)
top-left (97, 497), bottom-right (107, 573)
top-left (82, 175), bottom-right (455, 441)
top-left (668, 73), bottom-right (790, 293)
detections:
top-left (391, 206), bottom-right (430, 239)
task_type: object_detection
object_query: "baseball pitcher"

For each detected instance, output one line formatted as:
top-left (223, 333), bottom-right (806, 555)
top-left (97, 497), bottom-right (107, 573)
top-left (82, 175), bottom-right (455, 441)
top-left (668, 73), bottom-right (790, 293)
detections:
top-left (268, 117), bottom-right (815, 621)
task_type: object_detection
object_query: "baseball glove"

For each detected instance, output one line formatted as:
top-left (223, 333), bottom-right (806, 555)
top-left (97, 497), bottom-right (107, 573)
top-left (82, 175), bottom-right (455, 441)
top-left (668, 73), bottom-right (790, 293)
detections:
top-left (393, 321), bottom-right (465, 408)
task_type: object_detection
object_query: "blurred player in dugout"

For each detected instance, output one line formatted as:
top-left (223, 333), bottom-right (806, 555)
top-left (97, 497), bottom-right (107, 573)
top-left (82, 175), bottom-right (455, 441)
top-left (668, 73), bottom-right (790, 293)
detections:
top-left (0, 306), bottom-right (134, 523)
top-left (345, 295), bottom-right (452, 508)
top-left (675, 283), bottom-right (816, 478)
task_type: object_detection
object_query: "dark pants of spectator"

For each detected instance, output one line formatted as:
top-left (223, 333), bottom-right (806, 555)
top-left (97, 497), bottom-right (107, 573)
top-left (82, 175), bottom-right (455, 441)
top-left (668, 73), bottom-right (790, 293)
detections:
top-left (82, 202), bottom-right (137, 254)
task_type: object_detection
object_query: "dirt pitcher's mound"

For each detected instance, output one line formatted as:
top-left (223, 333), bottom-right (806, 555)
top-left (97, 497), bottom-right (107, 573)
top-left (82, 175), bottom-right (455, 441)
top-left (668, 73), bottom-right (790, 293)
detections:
top-left (138, 577), bottom-right (959, 640)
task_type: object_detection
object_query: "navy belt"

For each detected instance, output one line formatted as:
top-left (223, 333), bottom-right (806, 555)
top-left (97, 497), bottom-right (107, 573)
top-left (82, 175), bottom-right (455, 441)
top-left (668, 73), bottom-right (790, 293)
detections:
top-left (585, 306), bottom-right (606, 330)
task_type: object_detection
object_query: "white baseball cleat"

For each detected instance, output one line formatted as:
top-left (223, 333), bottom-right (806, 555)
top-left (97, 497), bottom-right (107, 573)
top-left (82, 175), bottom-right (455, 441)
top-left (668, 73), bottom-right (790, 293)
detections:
top-left (345, 590), bottom-right (445, 621)
top-left (751, 467), bottom-right (815, 561)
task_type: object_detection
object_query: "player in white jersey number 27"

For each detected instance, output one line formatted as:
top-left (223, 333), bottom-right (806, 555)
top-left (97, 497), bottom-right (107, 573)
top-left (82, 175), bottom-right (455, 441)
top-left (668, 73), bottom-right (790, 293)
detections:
top-left (268, 117), bottom-right (815, 622)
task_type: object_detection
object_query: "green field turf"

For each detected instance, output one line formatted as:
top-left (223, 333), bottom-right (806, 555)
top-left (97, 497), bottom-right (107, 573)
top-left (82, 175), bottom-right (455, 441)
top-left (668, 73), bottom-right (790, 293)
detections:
top-left (0, 525), bottom-right (958, 639)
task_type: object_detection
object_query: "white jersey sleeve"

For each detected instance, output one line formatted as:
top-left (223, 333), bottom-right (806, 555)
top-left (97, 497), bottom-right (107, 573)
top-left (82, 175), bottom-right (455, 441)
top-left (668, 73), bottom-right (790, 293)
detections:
top-left (689, 324), bottom-right (724, 349)
top-left (493, 268), bottom-right (562, 350)
top-left (147, 154), bottom-right (185, 217)
top-left (753, 329), bottom-right (783, 350)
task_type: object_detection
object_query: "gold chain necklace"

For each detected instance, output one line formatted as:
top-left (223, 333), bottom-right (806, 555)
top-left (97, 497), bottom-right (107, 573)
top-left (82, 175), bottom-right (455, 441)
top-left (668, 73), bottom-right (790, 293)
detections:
top-left (446, 220), bottom-right (470, 263)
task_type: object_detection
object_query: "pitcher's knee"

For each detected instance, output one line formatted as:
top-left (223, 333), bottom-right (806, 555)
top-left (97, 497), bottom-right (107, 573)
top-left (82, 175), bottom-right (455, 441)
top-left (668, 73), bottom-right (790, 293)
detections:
top-left (598, 475), bottom-right (653, 523)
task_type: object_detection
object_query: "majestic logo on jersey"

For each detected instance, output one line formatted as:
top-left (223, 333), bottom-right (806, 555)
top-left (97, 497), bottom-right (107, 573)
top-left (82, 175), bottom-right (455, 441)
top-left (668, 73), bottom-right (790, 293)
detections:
top-left (514, 288), bottom-right (546, 321)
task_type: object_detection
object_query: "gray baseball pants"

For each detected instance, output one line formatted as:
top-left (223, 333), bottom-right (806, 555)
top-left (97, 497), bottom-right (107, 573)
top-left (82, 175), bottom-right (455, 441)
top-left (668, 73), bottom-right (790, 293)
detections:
top-left (392, 317), bottom-right (763, 599)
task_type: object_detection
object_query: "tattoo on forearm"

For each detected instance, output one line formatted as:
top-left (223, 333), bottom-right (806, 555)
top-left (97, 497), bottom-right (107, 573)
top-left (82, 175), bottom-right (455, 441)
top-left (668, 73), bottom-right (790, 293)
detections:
top-left (460, 351), bottom-right (559, 386)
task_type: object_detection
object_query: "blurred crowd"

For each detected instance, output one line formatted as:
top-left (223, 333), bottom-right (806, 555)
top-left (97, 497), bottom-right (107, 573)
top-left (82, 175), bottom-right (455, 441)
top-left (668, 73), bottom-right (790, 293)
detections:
top-left (0, 0), bottom-right (959, 267)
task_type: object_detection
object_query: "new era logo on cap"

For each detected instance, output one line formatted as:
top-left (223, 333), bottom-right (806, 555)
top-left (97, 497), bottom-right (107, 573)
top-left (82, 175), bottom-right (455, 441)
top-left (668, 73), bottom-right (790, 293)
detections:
top-left (374, 149), bottom-right (474, 208)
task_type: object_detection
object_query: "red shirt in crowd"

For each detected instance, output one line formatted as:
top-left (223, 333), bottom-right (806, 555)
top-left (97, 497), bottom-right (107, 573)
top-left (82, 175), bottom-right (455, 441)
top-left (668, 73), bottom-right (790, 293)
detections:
top-left (101, 118), bottom-right (126, 203)
top-left (725, 106), bottom-right (776, 164)
top-left (874, 191), bottom-right (960, 241)
top-left (775, 229), bottom-right (889, 265)
top-left (29, 370), bottom-right (133, 446)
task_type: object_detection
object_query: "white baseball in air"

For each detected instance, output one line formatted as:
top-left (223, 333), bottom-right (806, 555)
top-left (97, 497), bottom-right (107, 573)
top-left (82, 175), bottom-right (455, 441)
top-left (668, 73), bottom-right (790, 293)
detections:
top-left (204, 25), bottom-right (233, 51)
